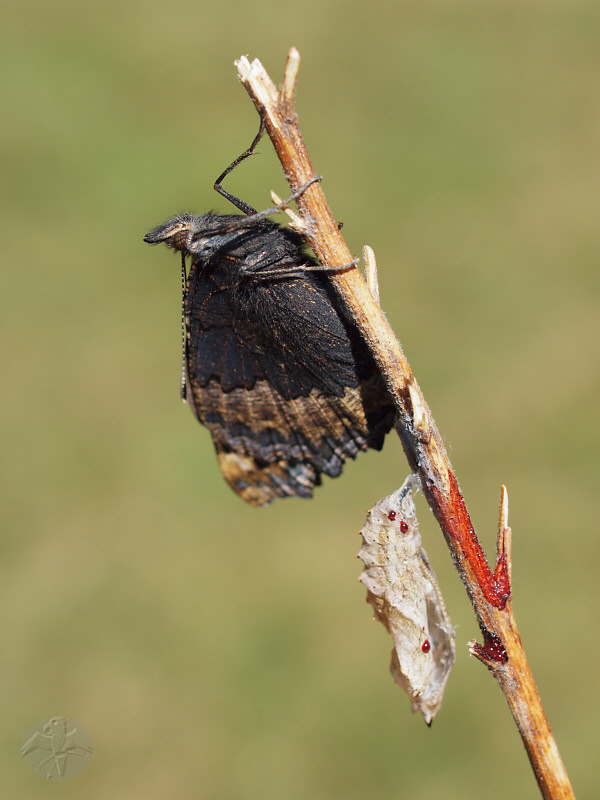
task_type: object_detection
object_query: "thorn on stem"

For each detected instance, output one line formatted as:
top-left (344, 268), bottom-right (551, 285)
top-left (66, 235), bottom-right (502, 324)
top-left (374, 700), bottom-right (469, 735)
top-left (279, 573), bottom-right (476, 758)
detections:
top-left (407, 376), bottom-right (429, 434)
top-left (363, 245), bottom-right (380, 306)
top-left (270, 190), bottom-right (306, 232)
top-left (494, 485), bottom-right (512, 601)
top-left (281, 47), bottom-right (301, 107)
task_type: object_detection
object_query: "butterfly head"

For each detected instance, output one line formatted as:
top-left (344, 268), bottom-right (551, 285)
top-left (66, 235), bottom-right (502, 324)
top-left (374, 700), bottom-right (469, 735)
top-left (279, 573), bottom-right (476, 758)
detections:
top-left (143, 213), bottom-right (201, 254)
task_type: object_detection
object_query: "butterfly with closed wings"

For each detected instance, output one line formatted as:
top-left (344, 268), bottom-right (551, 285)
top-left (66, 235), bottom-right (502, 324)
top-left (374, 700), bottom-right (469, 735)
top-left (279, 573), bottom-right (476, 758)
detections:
top-left (144, 119), bottom-right (395, 505)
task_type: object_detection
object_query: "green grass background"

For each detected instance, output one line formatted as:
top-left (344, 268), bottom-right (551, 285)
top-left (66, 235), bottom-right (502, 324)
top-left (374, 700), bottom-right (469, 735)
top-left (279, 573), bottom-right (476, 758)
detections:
top-left (1, 1), bottom-right (598, 797)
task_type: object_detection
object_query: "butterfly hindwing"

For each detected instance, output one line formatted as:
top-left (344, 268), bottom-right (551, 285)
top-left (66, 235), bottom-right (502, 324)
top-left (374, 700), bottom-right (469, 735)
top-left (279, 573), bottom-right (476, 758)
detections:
top-left (145, 213), bottom-right (395, 505)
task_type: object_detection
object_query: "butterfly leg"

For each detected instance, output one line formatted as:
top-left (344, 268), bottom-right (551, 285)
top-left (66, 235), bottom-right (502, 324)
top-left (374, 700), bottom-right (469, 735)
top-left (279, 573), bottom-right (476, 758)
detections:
top-left (251, 257), bottom-right (360, 281)
top-left (213, 111), bottom-right (267, 215)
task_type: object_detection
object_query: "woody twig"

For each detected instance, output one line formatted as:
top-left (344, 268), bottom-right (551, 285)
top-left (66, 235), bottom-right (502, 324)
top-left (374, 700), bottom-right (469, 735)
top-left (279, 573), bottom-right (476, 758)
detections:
top-left (235, 49), bottom-right (574, 799)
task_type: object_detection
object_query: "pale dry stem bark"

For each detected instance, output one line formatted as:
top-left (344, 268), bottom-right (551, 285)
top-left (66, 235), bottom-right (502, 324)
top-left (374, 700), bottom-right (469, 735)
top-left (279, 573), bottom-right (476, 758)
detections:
top-left (235, 49), bottom-right (575, 799)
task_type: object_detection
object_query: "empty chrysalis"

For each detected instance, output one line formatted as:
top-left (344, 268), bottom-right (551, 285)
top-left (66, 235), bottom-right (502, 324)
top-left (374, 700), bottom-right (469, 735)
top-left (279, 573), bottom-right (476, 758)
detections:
top-left (358, 475), bottom-right (455, 724)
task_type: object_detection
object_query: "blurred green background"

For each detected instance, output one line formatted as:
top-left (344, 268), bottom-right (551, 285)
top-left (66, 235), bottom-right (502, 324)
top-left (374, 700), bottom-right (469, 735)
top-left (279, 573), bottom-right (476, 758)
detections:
top-left (1, 0), bottom-right (598, 797)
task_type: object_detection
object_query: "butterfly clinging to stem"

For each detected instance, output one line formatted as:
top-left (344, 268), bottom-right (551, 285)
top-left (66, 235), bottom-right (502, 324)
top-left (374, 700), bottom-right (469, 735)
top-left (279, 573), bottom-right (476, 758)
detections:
top-left (144, 117), bottom-right (395, 505)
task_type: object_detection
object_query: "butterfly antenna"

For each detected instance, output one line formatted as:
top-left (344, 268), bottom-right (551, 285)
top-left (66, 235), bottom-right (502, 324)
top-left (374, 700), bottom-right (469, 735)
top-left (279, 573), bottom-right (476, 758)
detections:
top-left (180, 252), bottom-right (188, 402)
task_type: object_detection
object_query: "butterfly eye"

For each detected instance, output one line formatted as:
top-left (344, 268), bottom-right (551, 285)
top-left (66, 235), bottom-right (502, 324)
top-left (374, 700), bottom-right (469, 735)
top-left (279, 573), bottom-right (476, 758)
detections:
top-left (171, 229), bottom-right (191, 251)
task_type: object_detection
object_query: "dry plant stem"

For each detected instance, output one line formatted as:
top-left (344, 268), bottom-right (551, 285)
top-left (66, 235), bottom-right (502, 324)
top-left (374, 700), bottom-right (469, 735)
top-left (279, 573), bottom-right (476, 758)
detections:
top-left (235, 50), bottom-right (574, 799)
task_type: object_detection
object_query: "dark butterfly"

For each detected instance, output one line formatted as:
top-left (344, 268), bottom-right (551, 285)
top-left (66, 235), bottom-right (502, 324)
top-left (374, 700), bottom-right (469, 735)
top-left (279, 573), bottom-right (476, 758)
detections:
top-left (144, 120), bottom-right (395, 505)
